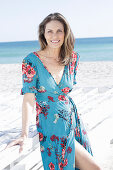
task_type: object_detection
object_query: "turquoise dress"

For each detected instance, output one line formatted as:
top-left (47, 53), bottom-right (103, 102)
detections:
top-left (21, 51), bottom-right (93, 170)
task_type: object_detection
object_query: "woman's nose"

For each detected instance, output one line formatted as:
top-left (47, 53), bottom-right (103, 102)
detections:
top-left (52, 32), bottom-right (58, 38)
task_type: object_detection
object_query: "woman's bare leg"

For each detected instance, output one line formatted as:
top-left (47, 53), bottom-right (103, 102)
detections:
top-left (75, 140), bottom-right (101, 170)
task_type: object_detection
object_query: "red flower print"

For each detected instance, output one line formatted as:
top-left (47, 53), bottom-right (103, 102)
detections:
top-left (50, 135), bottom-right (59, 142)
top-left (56, 136), bottom-right (59, 141)
top-left (22, 63), bottom-right (26, 75)
top-left (62, 148), bottom-right (66, 159)
top-left (36, 114), bottom-right (39, 127)
top-left (40, 145), bottom-right (44, 152)
top-left (36, 102), bottom-right (42, 115)
top-left (69, 52), bottom-right (79, 74)
top-left (63, 158), bottom-right (68, 166)
top-left (24, 78), bottom-right (33, 83)
top-left (75, 64), bottom-right (79, 71)
top-left (39, 132), bottom-right (43, 142)
top-left (72, 60), bottom-right (76, 66)
top-left (60, 137), bottom-right (67, 148)
top-left (48, 96), bottom-right (55, 102)
top-left (71, 58), bottom-right (76, 66)
top-left (73, 52), bottom-right (80, 71)
top-left (49, 162), bottom-right (55, 170)
top-left (26, 65), bottom-right (36, 78)
top-left (36, 104), bottom-right (42, 127)
top-left (38, 86), bottom-right (46, 93)
top-left (75, 127), bottom-right (80, 137)
top-left (59, 162), bottom-right (64, 170)
top-left (32, 86), bottom-right (37, 91)
top-left (36, 102), bottom-right (49, 119)
top-left (82, 129), bottom-right (87, 135)
top-left (41, 104), bottom-right (49, 119)
top-left (66, 146), bottom-right (72, 153)
top-left (58, 95), bottom-right (66, 101)
top-left (69, 66), bottom-right (74, 74)
top-left (61, 87), bottom-right (70, 94)
top-left (47, 148), bottom-right (52, 157)
top-left (50, 135), bottom-right (55, 142)
top-left (83, 141), bottom-right (87, 149)
top-left (58, 158), bottom-right (68, 169)
top-left (22, 63), bottom-right (36, 79)
top-left (72, 52), bottom-right (77, 62)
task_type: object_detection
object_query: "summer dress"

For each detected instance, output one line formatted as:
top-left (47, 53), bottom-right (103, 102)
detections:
top-left (21, 51), bottom-right (93, 170)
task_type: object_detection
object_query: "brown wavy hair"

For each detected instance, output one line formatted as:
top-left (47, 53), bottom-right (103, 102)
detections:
top-left (38, 13), bottom-right (75, 65)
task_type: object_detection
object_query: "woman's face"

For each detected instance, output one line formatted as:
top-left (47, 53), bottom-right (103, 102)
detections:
top-left (44, 20), bottom-right (65, 49)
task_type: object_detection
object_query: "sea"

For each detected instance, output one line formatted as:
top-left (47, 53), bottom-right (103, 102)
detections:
top-left (0, 37), bottom-right (113, 64)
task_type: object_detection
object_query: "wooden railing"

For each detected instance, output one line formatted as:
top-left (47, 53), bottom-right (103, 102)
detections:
top-left (0, 130), bottom-right (44, 170)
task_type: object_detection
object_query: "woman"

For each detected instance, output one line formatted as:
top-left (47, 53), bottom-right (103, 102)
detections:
top-left (6, 13), bottom-right (101, 170)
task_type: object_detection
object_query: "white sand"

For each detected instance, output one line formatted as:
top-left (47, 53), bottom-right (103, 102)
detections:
top-left (0, 61), bottom-right (113, 169)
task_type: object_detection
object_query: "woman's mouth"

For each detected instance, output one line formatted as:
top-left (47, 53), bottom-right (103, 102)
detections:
top-left (51, 40), bottom-right (60, 43)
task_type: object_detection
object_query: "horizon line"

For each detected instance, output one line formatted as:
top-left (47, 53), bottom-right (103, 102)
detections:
top-left (0, 36), bottom-right (113, 43)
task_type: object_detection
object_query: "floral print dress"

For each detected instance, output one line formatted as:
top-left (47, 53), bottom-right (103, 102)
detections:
top-left (21, 51), bottom-right (93, 170)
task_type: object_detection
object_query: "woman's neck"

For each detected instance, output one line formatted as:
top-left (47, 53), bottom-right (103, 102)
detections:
top-left (43, 46), bottom-right (60, 59)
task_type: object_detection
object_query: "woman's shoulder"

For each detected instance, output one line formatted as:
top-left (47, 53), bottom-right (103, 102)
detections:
top-left (72, 51), bottom-right (80, 61)
top-left (22, 52), bottom-right (38, 64)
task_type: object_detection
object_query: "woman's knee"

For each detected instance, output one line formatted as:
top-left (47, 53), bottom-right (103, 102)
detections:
top-left (92, 163), bottom-right (102, 170)
top-left (75, 140), bottom-right (102, 170)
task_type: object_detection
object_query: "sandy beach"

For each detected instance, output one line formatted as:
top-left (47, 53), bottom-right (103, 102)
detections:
top-left (0, 61), bottom-right (113, 169)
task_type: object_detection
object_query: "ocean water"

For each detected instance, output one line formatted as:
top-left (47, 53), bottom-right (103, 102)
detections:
top-left (0, 37), bottom-right (113, 64)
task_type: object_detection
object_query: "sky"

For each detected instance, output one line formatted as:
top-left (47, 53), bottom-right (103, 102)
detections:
top-left (0, 0), bottom-right (113, 42)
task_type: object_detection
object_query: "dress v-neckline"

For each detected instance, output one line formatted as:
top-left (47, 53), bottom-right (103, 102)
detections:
top-left (33, 52), bottom-right (66, 86)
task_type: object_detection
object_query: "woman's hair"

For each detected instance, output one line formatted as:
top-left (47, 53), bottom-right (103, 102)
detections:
top-left (38, 12), bottom-right (75, 65)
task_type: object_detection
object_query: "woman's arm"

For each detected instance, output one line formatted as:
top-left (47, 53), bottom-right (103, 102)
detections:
top-left (21, 93), bottom-right (35, 138)
top-left (6, 93), bottom-right (35, 153)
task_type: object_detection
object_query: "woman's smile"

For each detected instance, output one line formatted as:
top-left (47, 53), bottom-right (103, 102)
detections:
top-left (51, 40), bottom-right (60, 43)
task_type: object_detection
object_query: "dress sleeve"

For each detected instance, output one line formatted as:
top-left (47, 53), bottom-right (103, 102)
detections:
top-left (73, 52), bottom-right (80, 85)
top-left (20, 56), bottom-right (38, 95)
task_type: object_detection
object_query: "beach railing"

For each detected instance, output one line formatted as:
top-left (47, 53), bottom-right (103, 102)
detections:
top-left (0, 131), bottom-right (43, 170)
top-left (79, 87), bottom-right (113, 114)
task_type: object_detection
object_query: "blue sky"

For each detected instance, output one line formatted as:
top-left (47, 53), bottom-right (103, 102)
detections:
top-left (0, 0), bottom-right (113, 42)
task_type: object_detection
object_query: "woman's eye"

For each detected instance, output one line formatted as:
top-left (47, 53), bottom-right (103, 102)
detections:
top-left (57, 30), bottom-right (62, 32)
top-left (47, 30), bottom-right (63, 34)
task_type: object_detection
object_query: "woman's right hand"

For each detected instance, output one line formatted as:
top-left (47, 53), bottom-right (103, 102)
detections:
top-left (5, 136), bottom-right (28, 153)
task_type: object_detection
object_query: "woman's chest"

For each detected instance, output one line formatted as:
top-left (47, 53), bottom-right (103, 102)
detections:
top-left (39, 59), bottom-right (65, 85)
